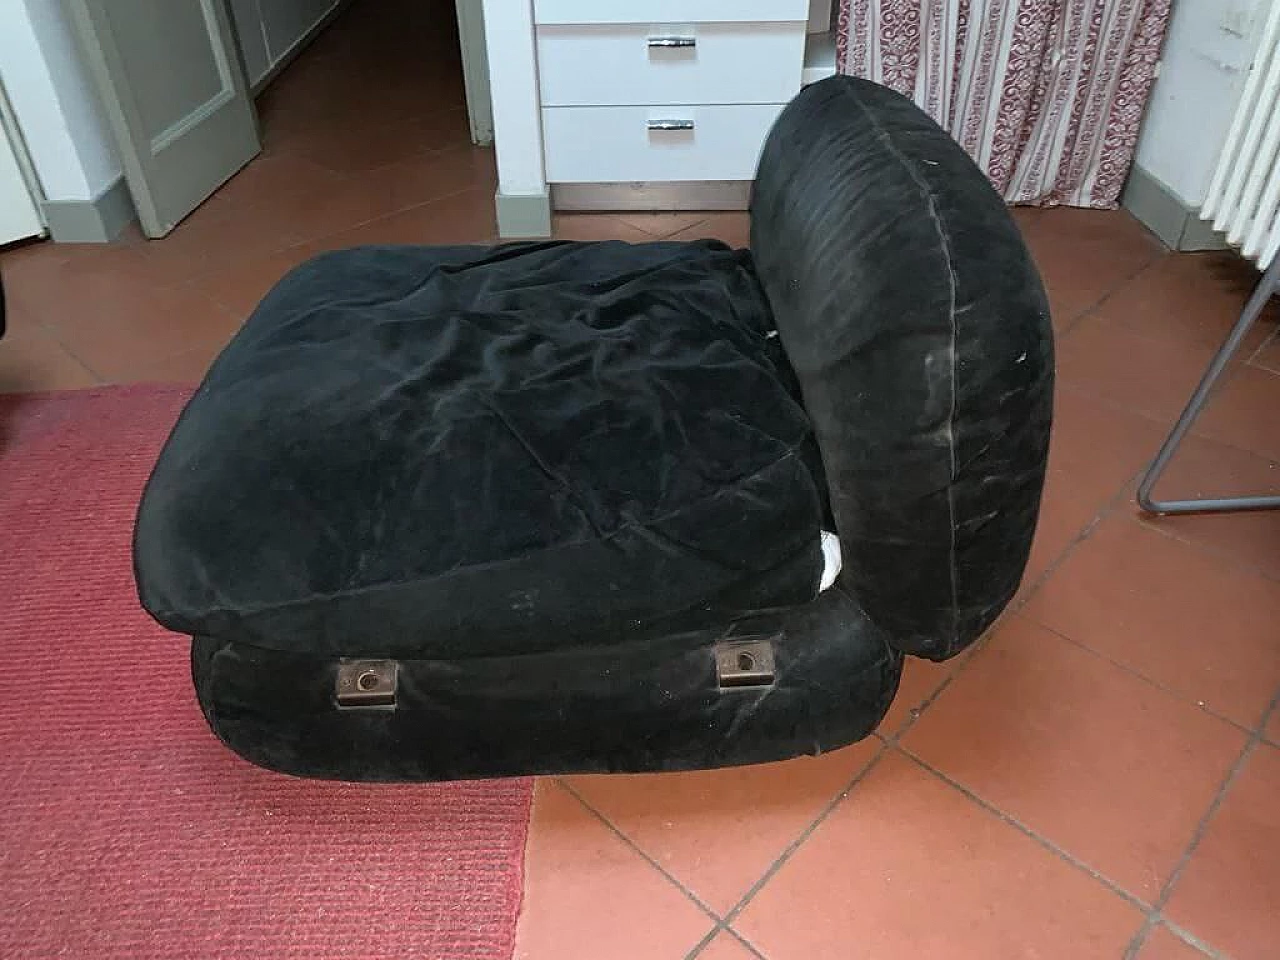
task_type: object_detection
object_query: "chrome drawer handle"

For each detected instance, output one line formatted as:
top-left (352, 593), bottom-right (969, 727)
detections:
top-left (647, 119), bottom-right (695, 131)
top-left (648, 36), bottom-right (696, 48)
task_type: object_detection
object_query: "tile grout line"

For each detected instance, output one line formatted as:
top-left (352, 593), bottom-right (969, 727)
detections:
top-left (723, 926), bottom-right (771, 960)
top-left (578, 405), bottom-right (1270, 960)
top-left (1121, 688), bottom-right (1280, 960)
top-left (686, 931), bottom-right (727, 960)
top-left (683, 447), bottom-right (1151, 950)
top-left (1055, 345), bottom-right (1276, 470)
top-left (552, 777), bottom-right (725, 923)
top-left (716, 740), bottom-right (893, 927)
top-left (1052, 377), bottom-right (1274, 452)
top-left (260, 112), bottom-right (474, 179)
top-left (860, 470), bottom-right (1178, 917)
top-left (553, 777), bottom-right (768, 960)
top-left (1136, 512), bottom-right (1280, 585)
top-left (662, 220), bottom-right (716, 243)
top-left (889, 458), bottom-right (1280, 956)
top-left (1005, 453), bottom-right (1154, 615)
top-left (1243, 321), bottom-right (1278, 367)
top-left (1159, 919), bottom-right (1236, 960)
top-left (1025, 617), bottom-right (1262, 738)
top-left (1055, 254), bottom-right (1165, 340)
top-left (899, 747), bottom-right (1156, 913)
top-left (625, 215), bottom-right (715, 241)
top-left (1039, 402), bottom-right (1280, 652)
top-left (687, 637), bottom-right (985, 954)
top-left (1055, 245), bottom-right (1276, 364)
top-left (875, 623), bottom-right (995, 745)
top-left (682, 929), bottom-right (724, 960)
top-left (35, 322), bottom-right (109, 385)
top-left (561, 740), bottom-right (893, 960)
top-left (39, 315), bottom-right (236, 387)
top-left (161, 180), bottom-right (489, 298)
top-left (876, 648), bottom-right (976, 741)
top-left (682, 925), bottom-right (770, 960)
top-left (249, 183), bottom-right (487, 268)
top-left (37, 328), bottom-right (105, 386)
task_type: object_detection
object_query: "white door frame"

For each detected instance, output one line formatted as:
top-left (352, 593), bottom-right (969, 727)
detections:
top-left (455, 0), bottom-right (493, 145)
top-left (0, 74), bottom-right (46, 243)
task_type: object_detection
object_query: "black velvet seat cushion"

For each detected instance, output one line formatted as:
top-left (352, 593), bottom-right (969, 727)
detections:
top-left (135, 241), bottom-right (827, 659)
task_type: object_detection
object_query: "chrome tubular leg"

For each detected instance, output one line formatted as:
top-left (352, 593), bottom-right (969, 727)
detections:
top-left (1137, 257), bottom-right (1280, 515)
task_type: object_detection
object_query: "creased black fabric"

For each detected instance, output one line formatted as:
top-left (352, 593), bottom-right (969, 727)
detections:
top-left (751, 76), bottom-right (1054, 661)
top-left (192, 587), bottom-right (900, 781)
top-left (135, 241), bottom-right (827, 660)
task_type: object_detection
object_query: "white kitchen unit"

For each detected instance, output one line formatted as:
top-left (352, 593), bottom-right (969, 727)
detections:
top-left (482, 0), bottom-right (837, 236)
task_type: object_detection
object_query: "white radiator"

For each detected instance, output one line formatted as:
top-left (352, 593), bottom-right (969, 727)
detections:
top-left (1202, 0), bottom-right (1280, 268)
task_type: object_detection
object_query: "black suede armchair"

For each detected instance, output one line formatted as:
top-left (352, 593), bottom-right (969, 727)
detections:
top-left (133, 78), bottom-right (1053, 782)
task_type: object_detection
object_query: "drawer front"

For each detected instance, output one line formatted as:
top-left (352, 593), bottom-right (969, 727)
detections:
top-left (542, 104), bottom-right (785, 183)
top-left (533, 0), bottom-right (809, 25)
top-left (537, 23), bottom-right (805, 107)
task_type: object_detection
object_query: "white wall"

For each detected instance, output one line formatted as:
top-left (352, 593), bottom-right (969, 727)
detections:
top-left (0, 0), bottom-right (122, 203)
top-left (1133, 0), bottom-right (1271, 209)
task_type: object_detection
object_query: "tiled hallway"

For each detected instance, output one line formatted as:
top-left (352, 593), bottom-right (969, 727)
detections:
top-left (1, 1), bottom-right (1278, 958)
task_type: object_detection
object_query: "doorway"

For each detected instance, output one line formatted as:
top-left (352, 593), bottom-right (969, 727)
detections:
top-left (247, 0), bottom-right (484, 181)
top-left (65, 0), bottom-right (492, 238)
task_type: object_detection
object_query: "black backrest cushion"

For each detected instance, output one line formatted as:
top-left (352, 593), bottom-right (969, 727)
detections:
top-left (751, 76), bottom-right (1054, 661)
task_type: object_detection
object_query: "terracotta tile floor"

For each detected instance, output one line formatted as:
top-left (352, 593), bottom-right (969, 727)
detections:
top-left (2, 1), bottom-right (1279, 957)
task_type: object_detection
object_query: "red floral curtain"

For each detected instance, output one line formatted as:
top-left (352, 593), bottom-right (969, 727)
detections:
top-left (836, 0), bottom-right (1172, 208)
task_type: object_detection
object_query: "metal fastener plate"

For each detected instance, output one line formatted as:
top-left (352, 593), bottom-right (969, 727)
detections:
top-left (714, 639), bottom-right (777, 690)
top-left (336, 660), bottom-right (398, 709)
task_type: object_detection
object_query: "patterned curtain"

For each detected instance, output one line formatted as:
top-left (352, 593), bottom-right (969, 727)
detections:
top-left (836, 0), bottom-right (1172, 208)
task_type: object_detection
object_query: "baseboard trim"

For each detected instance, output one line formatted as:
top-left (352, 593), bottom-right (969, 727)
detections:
top-left (41, 176), bottom-right (136, 243)
top-left (551, 181), bottom-right (752, 212)
top-left (496, 190), bottom-right (551, 239)
top-left (1122, 165), bottom-right (1228, 252)
top-left (1179, 209), bottom-right (1231, 252)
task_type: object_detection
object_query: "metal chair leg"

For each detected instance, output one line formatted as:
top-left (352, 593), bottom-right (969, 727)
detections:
top-left (1137, 256), bottom-right (1280, 515)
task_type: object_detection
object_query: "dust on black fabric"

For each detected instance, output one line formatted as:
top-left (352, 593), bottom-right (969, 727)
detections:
top-left (134, 240), bottom-right (828, 659)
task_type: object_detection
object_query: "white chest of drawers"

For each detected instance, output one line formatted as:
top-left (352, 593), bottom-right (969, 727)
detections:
top-left (482, 0), bottom-right (836, 235)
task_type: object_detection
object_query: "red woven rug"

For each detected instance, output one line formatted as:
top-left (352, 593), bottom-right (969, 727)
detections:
top-left (0, 386), bottom-right (532, 960)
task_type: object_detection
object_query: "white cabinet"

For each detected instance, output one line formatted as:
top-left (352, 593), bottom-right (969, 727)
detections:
top-left (483, 0), bottom-right (839, 232)
top-left (536, 23), bottom-right (806, 107)
top-left (542, 104), bottom-right (789, 182)
top-left (535, 4), bottom-right (810, 200)
top-left (532, 0), bottom-right (809, 24)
